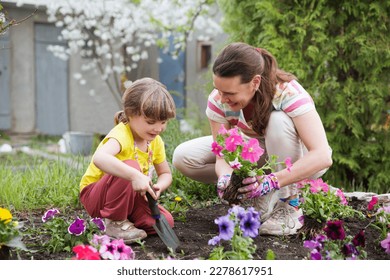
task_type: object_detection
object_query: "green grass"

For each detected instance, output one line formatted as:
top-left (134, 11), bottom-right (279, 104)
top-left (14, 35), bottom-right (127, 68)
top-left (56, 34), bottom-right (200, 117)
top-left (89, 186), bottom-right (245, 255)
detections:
top-left (0, 154), bottom-right (86, 211)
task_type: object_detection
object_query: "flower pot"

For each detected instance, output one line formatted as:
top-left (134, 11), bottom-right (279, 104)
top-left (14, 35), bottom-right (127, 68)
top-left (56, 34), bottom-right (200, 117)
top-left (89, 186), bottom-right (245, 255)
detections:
top-left (0, 245), bottom-right (10, 260)
top-left (222, 173), bottom-right (244, 205)
top-left (62, 131), bottom-right (94, 156)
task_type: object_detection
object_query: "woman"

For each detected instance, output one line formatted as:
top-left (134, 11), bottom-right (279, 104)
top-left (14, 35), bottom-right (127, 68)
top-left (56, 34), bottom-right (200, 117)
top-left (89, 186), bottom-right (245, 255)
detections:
top-left (173, 42), bottom-right (332, 235)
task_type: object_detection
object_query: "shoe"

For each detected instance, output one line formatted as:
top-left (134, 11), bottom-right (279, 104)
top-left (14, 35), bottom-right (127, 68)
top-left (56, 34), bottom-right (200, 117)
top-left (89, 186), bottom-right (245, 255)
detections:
top-left (250, 189), bottom-right (280, 222)
top-left (105, 219), bottom-right (147, 244)
top-left (258, 201), bottom-right (303, 235)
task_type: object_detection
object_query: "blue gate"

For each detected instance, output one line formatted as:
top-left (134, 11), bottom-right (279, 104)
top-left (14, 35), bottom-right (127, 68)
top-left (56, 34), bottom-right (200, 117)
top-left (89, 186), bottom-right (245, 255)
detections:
top-left (158, 38), bottom-right (185, 118)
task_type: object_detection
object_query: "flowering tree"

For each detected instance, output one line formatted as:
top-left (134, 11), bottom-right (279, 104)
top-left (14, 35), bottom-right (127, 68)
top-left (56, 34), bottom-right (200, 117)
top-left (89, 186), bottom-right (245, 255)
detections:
top-left (30, 0), bottom-right (221, 107)
top-left (0, 4), bottom-right (36, 36)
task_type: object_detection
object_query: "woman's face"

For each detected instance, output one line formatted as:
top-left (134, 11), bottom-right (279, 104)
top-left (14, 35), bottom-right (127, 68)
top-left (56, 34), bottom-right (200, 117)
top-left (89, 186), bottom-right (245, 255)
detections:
top-left (213, 74), bottom-right (260, 112)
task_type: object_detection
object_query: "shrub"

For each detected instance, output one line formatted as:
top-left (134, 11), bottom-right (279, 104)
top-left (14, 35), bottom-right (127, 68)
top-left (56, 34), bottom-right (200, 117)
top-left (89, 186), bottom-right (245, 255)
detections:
top-left (217, 0), bottom-right (390, 193)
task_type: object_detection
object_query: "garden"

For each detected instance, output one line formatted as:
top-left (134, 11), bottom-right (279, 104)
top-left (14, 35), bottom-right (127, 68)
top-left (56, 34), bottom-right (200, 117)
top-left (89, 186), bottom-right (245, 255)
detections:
top-left (1, 121), bottom-right (389, 261)
top-left (1, 0), bottom-right (389, 264)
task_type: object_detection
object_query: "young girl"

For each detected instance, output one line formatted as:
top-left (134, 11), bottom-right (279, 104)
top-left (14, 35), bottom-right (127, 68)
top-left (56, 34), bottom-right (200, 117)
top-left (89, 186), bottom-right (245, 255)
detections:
top-left (79, 77), bottom-right (176, 244)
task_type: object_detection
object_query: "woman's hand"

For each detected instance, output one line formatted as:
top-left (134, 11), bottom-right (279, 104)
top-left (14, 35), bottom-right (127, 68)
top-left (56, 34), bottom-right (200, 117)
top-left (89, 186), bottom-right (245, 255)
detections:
top-left (237, 173), bottom-right (280, 200)
top-left (216, 174), bottom-right (231, 198)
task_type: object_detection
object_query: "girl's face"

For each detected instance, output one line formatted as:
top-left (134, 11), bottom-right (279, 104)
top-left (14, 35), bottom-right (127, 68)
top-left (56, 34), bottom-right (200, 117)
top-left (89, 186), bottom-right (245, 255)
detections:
top-left (129, 115), bottom-right (167, 142)
top-left (213, 74), bottom-right (260, 112)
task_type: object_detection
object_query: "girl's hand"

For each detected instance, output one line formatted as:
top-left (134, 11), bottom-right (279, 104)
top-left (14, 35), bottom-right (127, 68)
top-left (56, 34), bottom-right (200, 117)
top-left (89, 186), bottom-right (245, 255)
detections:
top-left (131, 173), bottom-right (157, 200)
top-left (151, 183), bottom-right (162, 200)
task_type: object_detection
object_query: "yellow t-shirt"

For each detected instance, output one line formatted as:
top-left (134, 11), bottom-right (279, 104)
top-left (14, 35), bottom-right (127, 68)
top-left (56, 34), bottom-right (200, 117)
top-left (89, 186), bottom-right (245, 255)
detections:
top-left (79, 122), bottom-right (166, 191)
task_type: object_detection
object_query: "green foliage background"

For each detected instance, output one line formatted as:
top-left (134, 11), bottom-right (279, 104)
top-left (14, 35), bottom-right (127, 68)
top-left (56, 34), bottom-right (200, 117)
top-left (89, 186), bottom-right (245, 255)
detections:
top-left (217, 0), bottom-right (390, 192)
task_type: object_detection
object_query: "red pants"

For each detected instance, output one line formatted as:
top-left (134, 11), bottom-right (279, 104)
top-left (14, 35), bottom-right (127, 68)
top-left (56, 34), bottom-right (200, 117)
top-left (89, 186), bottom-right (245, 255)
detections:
top-left (80, 160), bottom-right (174, 234)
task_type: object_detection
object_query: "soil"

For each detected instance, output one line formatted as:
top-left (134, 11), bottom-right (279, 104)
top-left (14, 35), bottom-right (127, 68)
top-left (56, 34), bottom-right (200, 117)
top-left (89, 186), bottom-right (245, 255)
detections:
top-left (6, 200), bottom-right (389, 260)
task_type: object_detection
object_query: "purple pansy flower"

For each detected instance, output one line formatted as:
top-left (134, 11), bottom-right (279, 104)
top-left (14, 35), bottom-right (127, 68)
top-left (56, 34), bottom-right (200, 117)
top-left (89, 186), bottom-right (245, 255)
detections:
top-left (352, 229), bottom-right (365, 247)
top-left (208, 235), bottom-right (221, 246)
top-left (215, 214), bottom-right (235, 241)
top-left (68, 217), bottom-right (86, 236)
top-left (228, 205), bottom-right (246, 222)
top-left (42, 208), bottom-right (60, 222)
top-left (380, 233), bottom-right (390, 254)
top-left (310, 249), bottom-right (322, 260)
top-left (342, 243), bottom-right (358, 257)
top-left (304, 240), bottom-right (322, 250)
top-left (239, 212), bottom-right (260, 238)
top-left (246, 207), bottom-right (260, 221)
top-left (323, 220), bottom-right (346, 240)
top-left (91, 217), bottom-right (106, 231)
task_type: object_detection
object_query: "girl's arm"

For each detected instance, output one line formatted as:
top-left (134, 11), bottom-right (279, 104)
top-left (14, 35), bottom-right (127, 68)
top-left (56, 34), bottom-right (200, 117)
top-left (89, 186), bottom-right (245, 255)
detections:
top-left (275, 110), bottom-right (333, 187)
top-left (152, 160), bottom-right (172, 199)
top-left (209, 119), bottom-right (233, 177)
top-left (93, 138), bottom-right (157, 199)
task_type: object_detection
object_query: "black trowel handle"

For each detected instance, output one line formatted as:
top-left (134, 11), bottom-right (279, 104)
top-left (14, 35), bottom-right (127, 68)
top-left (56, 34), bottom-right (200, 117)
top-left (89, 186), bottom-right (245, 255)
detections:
top-left (146, 192), bottom-right (161, 219)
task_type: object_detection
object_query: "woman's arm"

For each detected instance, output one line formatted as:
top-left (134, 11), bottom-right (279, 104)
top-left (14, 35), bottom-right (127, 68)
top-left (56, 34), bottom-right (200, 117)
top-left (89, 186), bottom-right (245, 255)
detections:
top-left (275, 110), bottom-right (333, 187)
top-left (93, 138), bottom-right (157, 199)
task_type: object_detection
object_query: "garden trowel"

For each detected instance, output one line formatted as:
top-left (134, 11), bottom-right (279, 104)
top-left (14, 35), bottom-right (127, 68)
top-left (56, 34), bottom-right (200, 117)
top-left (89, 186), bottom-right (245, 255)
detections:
top-left (146, 192), bottom-right (180, 251)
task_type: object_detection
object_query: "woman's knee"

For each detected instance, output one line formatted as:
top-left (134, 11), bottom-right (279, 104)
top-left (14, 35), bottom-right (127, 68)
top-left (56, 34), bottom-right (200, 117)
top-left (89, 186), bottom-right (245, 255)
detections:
top-left (266, 111), bottom-right (296, 142)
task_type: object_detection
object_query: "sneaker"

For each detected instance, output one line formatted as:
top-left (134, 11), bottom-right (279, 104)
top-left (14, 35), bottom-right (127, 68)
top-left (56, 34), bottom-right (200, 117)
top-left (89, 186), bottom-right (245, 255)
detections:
top-left (250, 189), bottom-right (280, 222)
top-left (258, 201), bottom-right (303, 235)
top-left (105, 219), bottom-right (147, 244)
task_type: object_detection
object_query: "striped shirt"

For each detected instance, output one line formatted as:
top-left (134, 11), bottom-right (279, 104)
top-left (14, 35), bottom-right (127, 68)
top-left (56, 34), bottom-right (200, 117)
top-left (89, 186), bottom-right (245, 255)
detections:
top-left (206, 80), bottom-right (315, 138)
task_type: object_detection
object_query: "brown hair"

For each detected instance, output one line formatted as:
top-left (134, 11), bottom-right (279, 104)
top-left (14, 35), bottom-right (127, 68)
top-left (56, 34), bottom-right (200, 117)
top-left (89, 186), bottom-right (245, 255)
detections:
top-left (114, 77), bottom-right (176, 125)
top-left (212, 42), bottom-right (296, 136)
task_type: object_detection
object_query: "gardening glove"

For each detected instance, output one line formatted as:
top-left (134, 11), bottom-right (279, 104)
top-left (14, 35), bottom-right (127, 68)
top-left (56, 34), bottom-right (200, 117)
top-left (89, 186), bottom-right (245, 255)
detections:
top-left (216, 174), bottom-right (231, 199)
top-left (238, 173), bottom-right (280, 200)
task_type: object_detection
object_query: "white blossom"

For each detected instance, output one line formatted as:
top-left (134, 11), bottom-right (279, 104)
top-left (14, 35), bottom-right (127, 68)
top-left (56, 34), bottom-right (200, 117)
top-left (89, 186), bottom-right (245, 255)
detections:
top-left (24, 0), bottom-right (221, 107)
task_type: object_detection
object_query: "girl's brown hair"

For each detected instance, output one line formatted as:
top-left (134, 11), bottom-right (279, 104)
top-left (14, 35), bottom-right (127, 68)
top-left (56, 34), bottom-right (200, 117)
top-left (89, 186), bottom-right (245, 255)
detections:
top-left (212, 42), bottom-right (296, 136)
top-left (114, 77), bottom-right (176, 125)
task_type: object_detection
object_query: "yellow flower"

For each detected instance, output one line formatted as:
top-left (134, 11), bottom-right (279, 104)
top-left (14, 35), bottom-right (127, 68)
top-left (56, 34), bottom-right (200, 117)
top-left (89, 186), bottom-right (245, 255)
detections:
top-left (174, 196), bottom-right (182, 202)
top-left (0, 208), bottom-right (12, 224)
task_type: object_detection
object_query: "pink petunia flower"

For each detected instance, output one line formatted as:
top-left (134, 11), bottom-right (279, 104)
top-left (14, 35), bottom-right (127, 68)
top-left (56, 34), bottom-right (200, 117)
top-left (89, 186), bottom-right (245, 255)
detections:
top-left (229, 158), bottom-right (242, 170)
top-left (241, 138), bottom-right (264, 163)
top-left (111, 239), bottom-right (135, 260)
top-left (336, 189), bottom-right (348, 205)
top-left (72, 244), bottom-right (100, 260)
top-left (367, 196), bottom-right (378, 211)
top-left (99, 241), bottom-right (118, 260)
top-left (211, 141), bottom-right (224, 157)
top-left (284, 157), bottom-right (292, 172)
top-left (91, 234), bottom-right (111, 247)
top-left (224, 134), bottom-right (243, 152)
top-left (309, 178), bottom-right (329, 193)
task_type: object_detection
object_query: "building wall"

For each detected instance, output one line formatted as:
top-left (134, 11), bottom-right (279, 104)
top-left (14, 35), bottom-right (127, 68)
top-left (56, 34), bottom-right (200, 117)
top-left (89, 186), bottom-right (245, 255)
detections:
top-left (1, 2), bottom-right (225, 136)
top-left (8, 5), bottom-right (36, 133)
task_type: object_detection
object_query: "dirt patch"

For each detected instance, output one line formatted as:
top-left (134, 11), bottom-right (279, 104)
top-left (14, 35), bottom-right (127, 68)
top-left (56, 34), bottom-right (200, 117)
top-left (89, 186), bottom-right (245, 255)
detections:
top-left (7, 201), bottom-right (389, 260)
